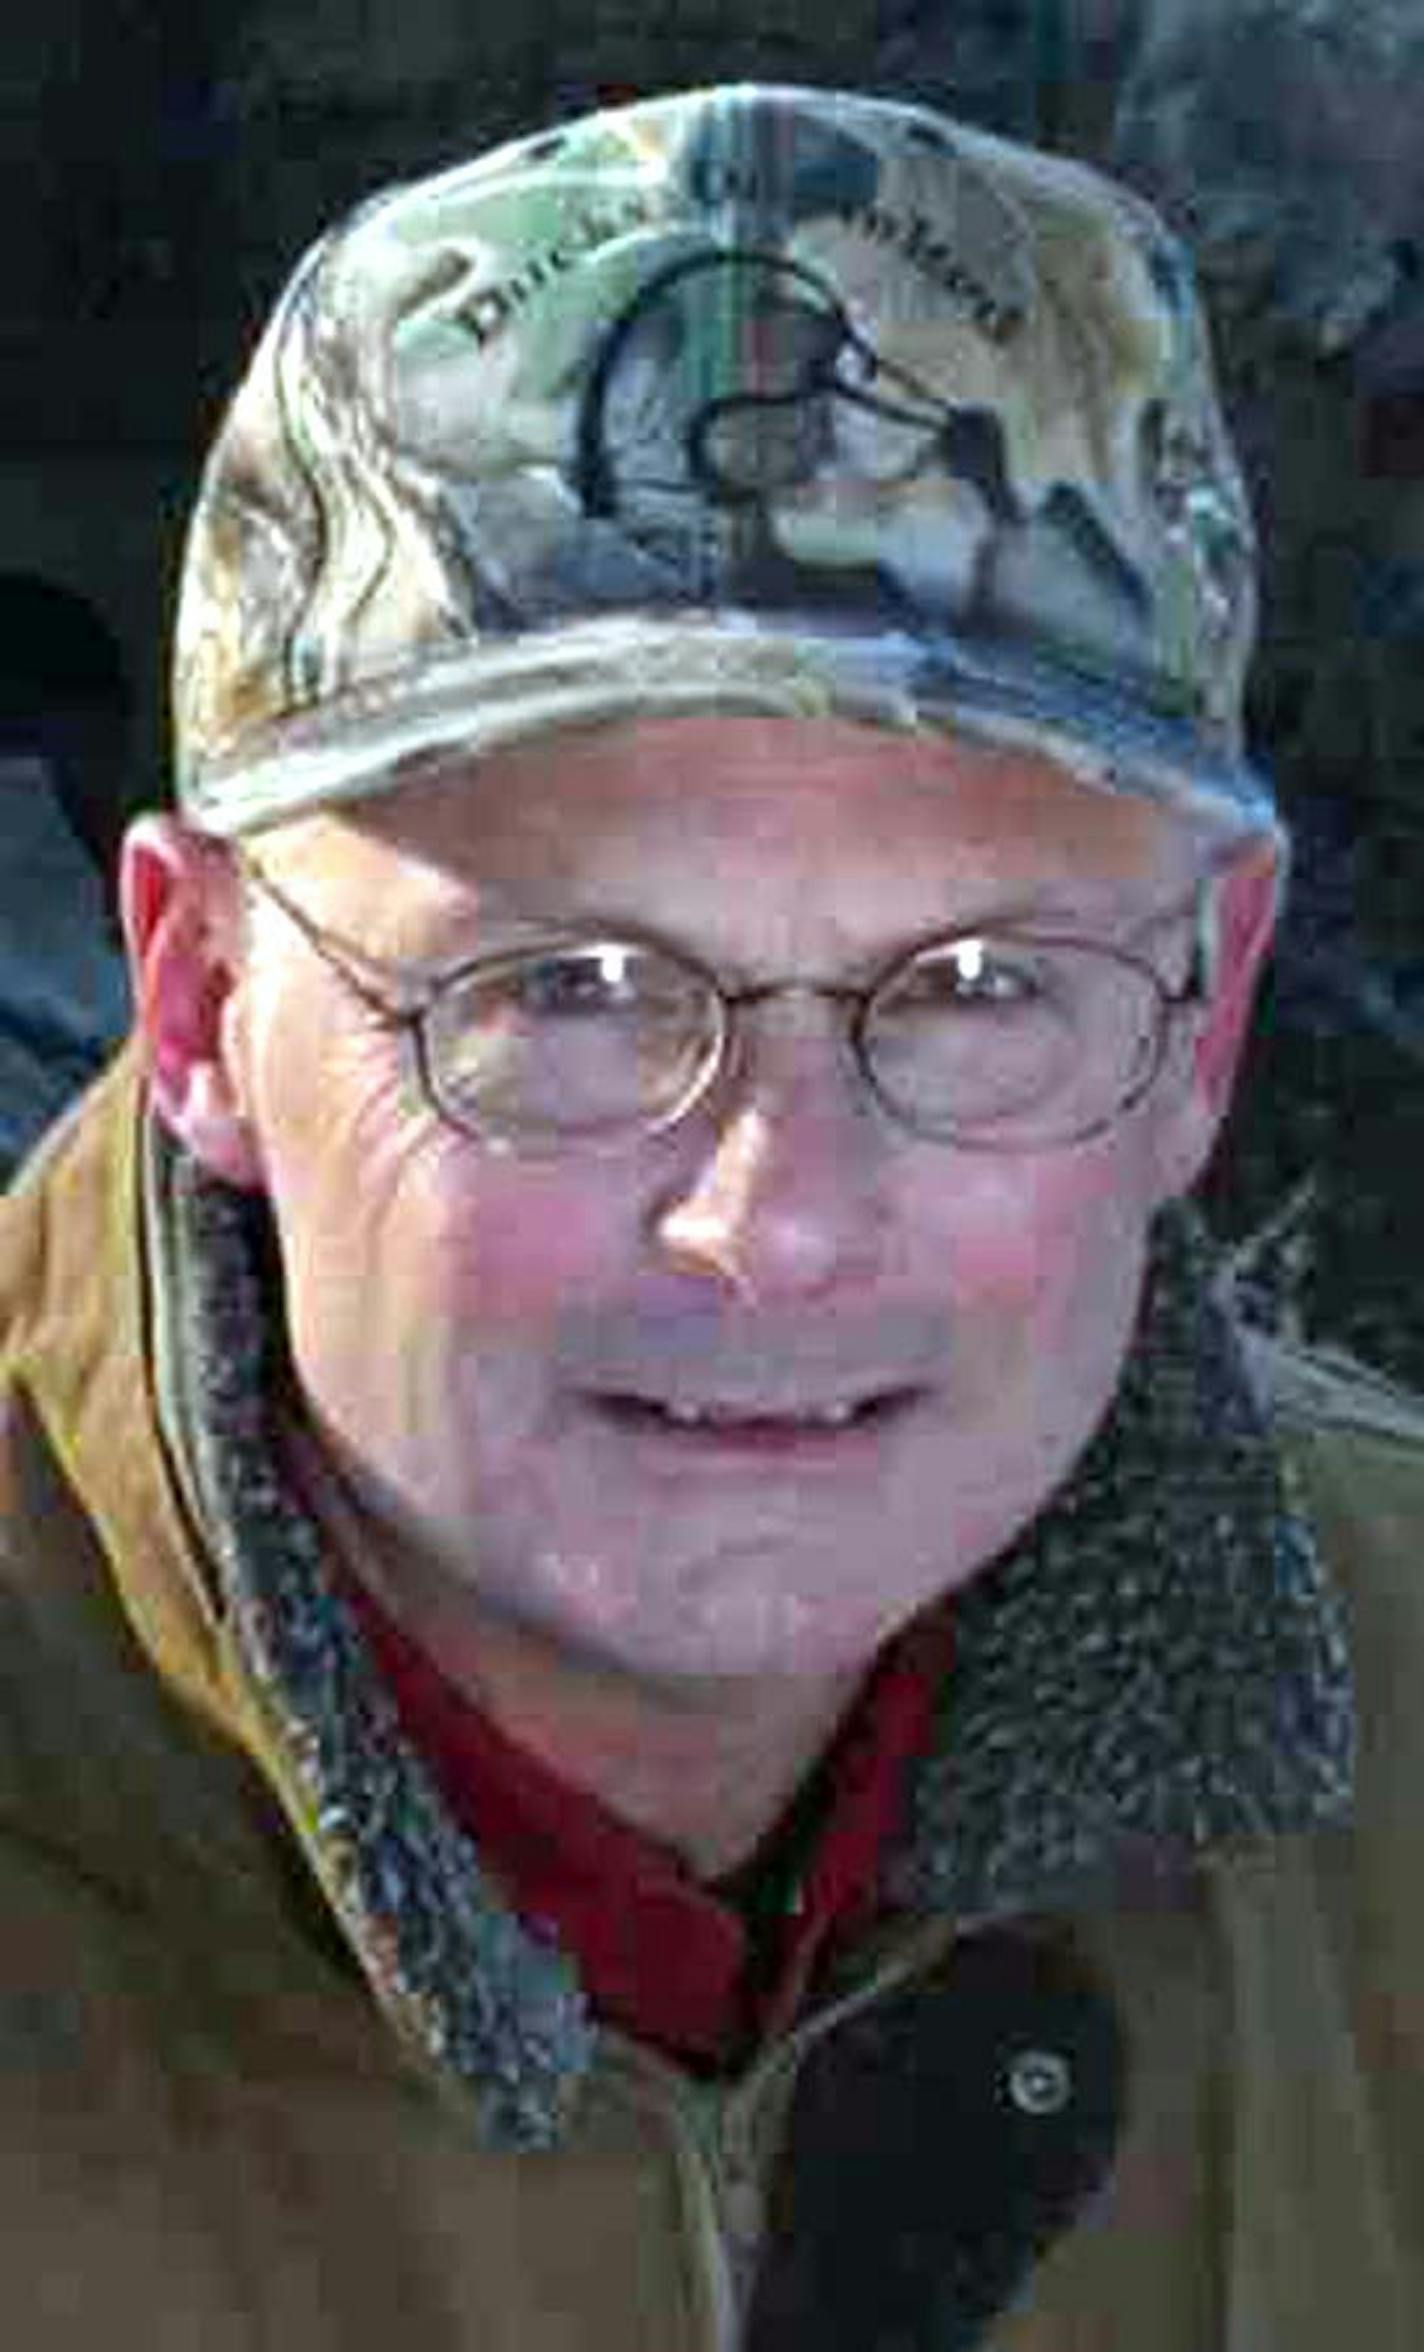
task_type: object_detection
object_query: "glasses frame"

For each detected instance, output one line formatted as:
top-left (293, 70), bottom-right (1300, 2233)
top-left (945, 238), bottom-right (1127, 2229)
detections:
top-left (236, 853), bottom-right (1212, 1156)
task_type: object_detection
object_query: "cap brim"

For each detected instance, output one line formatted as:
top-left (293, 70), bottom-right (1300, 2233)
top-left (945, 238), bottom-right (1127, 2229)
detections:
top-left (180, 612), bottom-right (1282, 847)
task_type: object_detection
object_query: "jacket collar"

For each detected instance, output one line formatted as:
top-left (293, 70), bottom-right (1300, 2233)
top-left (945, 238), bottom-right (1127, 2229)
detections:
top-left (133, 1096), bottom-right (1355, 2147)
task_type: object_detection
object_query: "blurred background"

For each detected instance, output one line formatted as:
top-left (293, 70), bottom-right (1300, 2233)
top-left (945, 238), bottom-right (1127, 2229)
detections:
top-left (3, 0), bottom-right (1421, 1383)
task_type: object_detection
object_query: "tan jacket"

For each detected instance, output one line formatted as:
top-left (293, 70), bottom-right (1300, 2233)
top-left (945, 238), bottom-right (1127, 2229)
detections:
top-left (1, 1045), bottom-right (1421, 2348)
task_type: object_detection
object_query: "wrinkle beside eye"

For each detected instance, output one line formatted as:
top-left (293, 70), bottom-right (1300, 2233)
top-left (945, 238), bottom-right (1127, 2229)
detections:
top-left (320, 1026), bottom-right (442, 1183)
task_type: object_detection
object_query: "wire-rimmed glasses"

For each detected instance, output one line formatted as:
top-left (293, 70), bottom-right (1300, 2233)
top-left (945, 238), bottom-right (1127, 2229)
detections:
top-left (237, 857), bottom-right (1210, 1157)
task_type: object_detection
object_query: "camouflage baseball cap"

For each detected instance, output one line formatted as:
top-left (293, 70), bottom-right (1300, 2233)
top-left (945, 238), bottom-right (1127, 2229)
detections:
top-left (173, 83), bottom-right (1280, 842)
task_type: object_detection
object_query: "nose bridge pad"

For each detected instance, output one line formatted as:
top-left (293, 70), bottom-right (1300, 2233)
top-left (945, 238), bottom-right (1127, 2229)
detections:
top-left (723, 983), bottom-right (865, 1106)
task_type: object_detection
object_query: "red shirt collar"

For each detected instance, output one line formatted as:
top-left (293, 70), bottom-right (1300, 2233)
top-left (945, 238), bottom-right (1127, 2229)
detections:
top-left (330, 1556), bottom-right (953, 2071)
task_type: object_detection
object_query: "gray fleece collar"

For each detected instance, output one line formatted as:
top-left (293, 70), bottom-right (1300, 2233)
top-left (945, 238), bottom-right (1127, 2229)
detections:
top-left (887, 1200), bottom-right (1356, 1920)
top-left (142, 1114), bottom-right (1354, 2149)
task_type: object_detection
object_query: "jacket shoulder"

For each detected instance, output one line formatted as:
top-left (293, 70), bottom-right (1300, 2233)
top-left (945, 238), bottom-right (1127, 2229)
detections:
top-left (1241, 1323), bottom-right (1424, 1630)
top-left (1232, 1321), bottom-right (1424, 1453)
top-left (1234, 1328), bottom-right (1424, 2285)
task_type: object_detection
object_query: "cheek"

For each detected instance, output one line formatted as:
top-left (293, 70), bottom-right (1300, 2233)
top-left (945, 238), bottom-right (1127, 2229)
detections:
top-left (244, 1011), bottom-right (456, 1332)
top-left (417, 1163), bottom-right (628, 1331)
top-left (912, 1133), bottom-right (1154, 1366)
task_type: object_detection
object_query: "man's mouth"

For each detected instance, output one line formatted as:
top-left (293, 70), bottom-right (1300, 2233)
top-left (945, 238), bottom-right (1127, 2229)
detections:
top-left (588, 1387), bottom-right (924, 1454)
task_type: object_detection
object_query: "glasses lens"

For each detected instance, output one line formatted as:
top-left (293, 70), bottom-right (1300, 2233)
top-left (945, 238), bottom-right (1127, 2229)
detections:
top-left (424, 942), bottom-right (720, 1141)
top-left (862, 935), bottom-right (1163, 1144)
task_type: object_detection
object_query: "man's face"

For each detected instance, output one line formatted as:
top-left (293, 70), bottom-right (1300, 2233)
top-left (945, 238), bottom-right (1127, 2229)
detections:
top-left (217, 715), bottom-right (1229, 1690)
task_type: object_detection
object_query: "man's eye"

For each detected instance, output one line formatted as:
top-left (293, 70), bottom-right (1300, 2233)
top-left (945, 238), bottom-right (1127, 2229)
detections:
top-left (895, 948), bottom-right (1043, 1009)
top-left (511, 957), bottom-right (632, 1017)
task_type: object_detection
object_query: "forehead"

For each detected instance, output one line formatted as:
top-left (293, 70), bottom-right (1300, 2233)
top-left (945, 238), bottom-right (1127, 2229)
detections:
top-left (253, 715), bottom-right (1202, 950)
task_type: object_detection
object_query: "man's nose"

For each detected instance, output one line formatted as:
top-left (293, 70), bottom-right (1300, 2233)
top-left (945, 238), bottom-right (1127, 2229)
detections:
top-left (649, 993), bottom-right (894, 1301)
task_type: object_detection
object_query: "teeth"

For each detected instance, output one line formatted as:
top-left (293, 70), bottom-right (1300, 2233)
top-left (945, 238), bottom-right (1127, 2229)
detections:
top-left (661, 1399), bottom-right (861, 1428)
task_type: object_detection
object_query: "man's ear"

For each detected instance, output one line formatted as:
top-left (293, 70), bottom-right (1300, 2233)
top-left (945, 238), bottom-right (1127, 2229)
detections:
top-left (1150, 834), bottom-right (1283, 1202)
top-left (119, 815), bottom-right (265, 1188)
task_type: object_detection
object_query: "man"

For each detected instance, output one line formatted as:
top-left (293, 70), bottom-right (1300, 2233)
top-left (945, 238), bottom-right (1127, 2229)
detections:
top-left (1, 84), bottom-right (1420, 2349)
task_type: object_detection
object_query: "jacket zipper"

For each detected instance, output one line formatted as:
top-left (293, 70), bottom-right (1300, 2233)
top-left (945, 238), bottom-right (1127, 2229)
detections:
top-left (605, 1911), bottom-right (969, 2349)
top-left (597, 2047), bottom-right (743, 2352)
